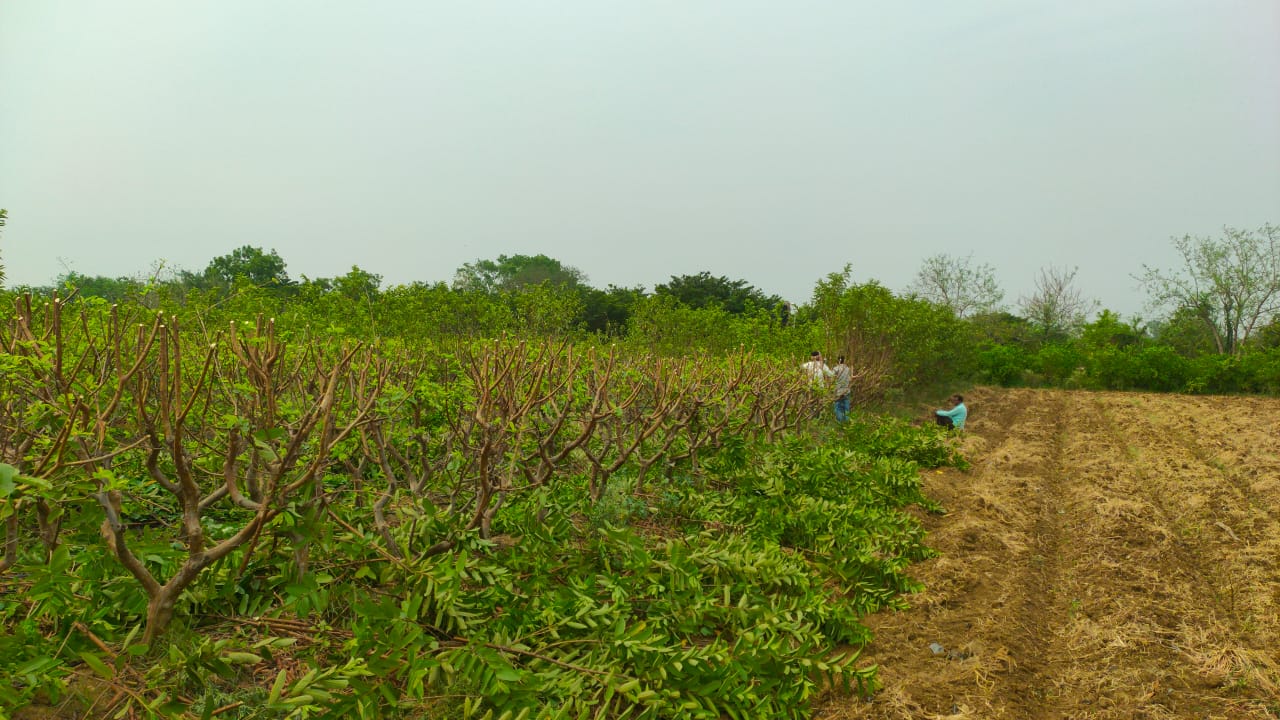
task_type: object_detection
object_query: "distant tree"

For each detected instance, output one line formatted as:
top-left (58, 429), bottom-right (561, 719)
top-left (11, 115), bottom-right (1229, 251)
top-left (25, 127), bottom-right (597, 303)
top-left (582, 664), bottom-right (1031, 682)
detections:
top-left (1137, 224), bottom-right (1280, 355)
top-left (1019, 266), bottom-right (1095, 342)
top-left (332, 266), bottom-right (382, 303)
top-left (379, 281), bottom-right (514, 339)
top-left (452, 254), bottom-right (586, 293)
top-left (58, 271), bottom-right (143, 302)
top-left (581, 284), bottom-right (646, 335)
top-left (908, 253), bottom-right (1004, 318)
top-left (189, 246), bottom-right (294, 292)
top-left (811, 266), bottom-right (972, 388)
top-left (654, 272), bottom-right (781, 315)
top-left (0, 208), bottom-right (7, 287)
top-left (1079, 310), bottom-right (1145, 349)
top-left (1149, 302), bottom-right (1221, 358)
top-left (1250, 316), bottom-right (1280, 350)
top-left (968, 310), bottom-right (1036, 346)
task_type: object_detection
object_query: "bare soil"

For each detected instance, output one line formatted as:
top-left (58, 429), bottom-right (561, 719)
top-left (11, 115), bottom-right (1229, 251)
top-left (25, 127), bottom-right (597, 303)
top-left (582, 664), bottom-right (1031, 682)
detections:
top-left (819, 387), bottom-right (1280, 720)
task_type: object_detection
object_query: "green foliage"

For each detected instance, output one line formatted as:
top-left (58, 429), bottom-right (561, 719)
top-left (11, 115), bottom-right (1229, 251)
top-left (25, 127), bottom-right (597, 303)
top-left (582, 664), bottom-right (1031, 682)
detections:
top-left (1138, 224), bottom-right (1280, 355)
top-left (0, 321), bottom-right (962, 718)
top-left (1151, 304), bottom-right (1220, 358)
top-left (453, 254), bottom-right (587, 294)
top-left (1030, 343), bottom-right (1083, 385)
top-left (0, 208), bottom-right (6, 288)
top-left (57, 271), bottom-right (146, 302)
top-left (811, 268), bottom-right (974, 388)
top-left (976, 344), bottom-right (1028, 386)
top-left (192, 245), bottom-right (295, 294)
top-left (624, 295), bottom-right (807, 357)
top-left (330, 425), bottom-right (955, 720)
top-left (653, 271), bottom-right (783, 315)
top-left (968, 311), bottom-right (1036, 347)
top-left (1079, 310), bottom-right (1144, 350)
top-left (580, 284), bottom-right (646, 335)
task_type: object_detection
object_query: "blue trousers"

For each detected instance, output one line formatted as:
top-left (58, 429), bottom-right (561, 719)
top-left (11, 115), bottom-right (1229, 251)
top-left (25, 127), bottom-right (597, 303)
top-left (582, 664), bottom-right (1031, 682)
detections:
top-left (833, 395), bottom-right (850, 422)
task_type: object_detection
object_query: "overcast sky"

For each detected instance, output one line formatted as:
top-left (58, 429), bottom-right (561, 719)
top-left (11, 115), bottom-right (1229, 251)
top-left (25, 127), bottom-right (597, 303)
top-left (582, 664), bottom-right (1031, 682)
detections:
top-left (2, 1), bottom-right (1277, 316)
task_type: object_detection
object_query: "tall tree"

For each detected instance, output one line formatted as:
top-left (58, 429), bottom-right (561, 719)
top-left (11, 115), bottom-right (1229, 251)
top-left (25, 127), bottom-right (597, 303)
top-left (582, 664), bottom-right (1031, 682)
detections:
top-left (452, 254), bottom-right (586, 293)
top-left (1018, 265), bottom-right (1095, 342)
top-left (0, 208), bottom-right (7, 288)
top-left (1149, 303), bottom-right (1220, 357)
top-left (57, 271), bottom-right (143, 302)
top-left (654, 271), bottom-right (781, 314)
top-left (908, 253), bottom-right (1004, 318)
top-left (581, 284), bottom-right (646, 335)
top-left (1137, 224), bottom-right (1280, 354)
top-left (190, 246), bottom-right (294, 292)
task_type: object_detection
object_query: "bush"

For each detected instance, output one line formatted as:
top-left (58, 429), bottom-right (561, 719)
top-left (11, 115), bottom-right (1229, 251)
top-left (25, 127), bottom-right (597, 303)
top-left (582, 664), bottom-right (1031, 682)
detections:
top-left (1031, 343), bottom-right (1084, 385)
top-left (976, 344), bottom-right (1028, 386)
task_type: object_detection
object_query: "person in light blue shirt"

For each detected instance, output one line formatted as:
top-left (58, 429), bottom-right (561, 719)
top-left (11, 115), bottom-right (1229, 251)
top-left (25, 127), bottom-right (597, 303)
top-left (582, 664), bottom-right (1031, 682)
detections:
top-left (935, 394), bottom-right (967, 430)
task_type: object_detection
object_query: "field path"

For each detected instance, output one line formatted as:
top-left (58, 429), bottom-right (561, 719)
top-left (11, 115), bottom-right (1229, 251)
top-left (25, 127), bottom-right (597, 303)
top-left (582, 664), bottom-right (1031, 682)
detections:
top-left (819, 388), bottom-right (1280, 720)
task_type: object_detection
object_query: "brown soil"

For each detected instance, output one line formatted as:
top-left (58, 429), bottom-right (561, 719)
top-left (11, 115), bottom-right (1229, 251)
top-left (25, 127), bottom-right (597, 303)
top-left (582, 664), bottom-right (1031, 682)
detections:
top-left (819, 387), bottom-right (1280, 720)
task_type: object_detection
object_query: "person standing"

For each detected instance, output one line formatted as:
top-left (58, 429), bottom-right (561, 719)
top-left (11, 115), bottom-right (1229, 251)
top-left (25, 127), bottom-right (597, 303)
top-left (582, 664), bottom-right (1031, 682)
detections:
top-left (801, 350), bottom-right (833, 385)
top-left (831, 355), bottom-right (852, 422)
top-left (934, 394), bottom-right (967, 430)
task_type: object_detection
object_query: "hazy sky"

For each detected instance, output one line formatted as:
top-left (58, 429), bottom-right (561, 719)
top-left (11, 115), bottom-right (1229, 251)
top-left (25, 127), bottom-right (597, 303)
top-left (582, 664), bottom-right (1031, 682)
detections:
top-left (2, 1), bottom-right (1277, 316)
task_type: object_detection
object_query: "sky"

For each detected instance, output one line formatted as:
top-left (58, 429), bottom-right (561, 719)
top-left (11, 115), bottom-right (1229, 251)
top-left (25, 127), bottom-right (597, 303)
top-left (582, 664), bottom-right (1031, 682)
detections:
top-left (1, 1), bottom-right (1278, 317)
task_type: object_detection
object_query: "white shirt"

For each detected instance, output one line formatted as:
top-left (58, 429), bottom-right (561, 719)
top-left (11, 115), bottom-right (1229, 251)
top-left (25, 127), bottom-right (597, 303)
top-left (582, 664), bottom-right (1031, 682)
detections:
top-left (801, 360), bottom-right (833, 384)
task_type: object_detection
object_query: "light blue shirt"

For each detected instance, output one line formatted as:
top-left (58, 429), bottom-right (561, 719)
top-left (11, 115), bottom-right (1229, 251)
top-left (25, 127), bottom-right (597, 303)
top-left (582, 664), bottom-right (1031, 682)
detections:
top-left (936, 403), bottom-right (967, 430)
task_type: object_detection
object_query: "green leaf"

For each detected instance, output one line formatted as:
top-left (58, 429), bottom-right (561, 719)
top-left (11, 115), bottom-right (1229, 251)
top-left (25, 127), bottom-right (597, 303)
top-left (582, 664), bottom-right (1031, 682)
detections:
top-left (268, 668), bottom-right (289, 705)
top-left (14, 655), bottom-right (61, 675)
top-left (0, 463), bottom-right (16, 497)
top-left (78, 651), bottom-right (115, 679)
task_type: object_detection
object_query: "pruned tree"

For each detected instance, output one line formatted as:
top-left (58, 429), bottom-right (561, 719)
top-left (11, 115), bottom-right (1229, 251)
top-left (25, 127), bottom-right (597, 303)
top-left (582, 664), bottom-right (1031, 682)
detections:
top-left (1019, 265), bottom-right (1095, 341)
top-left (1137, 224), bottom-right (1280, 355)
top-left (95, 316), bottom-right (386, 642)
top-left (908, 253), bottom-right (1004, 319)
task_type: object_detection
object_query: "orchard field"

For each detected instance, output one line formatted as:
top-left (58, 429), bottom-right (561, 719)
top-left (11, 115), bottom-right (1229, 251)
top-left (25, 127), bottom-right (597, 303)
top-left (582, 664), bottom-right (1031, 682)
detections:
top-left (5, 242), bottom-right (1280, 719)
top-left (821, 387), bottom-right (1280, 720)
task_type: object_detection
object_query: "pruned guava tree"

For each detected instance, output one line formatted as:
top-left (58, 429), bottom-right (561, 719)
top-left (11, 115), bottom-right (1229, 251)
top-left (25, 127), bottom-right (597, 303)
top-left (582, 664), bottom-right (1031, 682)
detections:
top-left (0, 292), bottom-right (150, 572)
top-left (92, 316), bottom-right (387, 642)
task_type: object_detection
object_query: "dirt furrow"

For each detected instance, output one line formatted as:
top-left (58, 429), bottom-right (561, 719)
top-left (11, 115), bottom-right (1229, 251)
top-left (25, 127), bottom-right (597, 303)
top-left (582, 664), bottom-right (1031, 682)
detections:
top-left (819, 389), bottom-right (1280, 720)
top-left (821, 388), bottom-right (1074, 718)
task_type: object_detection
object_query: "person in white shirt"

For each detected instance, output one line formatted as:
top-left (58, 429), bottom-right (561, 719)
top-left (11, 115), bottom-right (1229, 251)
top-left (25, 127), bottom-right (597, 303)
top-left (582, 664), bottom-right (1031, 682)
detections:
top-left (801, 350), bottom-right (834, 385)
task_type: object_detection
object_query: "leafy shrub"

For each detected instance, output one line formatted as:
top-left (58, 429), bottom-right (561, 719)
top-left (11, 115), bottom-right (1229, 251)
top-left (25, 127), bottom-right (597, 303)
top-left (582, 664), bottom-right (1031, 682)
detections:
top-left (1032, 343), bottom-right (1084, 385)
top-left (976, 344), bottom-right (1028, 386)
top-left (1186, 354), bottom-right (1245, 394)
top-left (1131, 345), bottom-right (1191, 392)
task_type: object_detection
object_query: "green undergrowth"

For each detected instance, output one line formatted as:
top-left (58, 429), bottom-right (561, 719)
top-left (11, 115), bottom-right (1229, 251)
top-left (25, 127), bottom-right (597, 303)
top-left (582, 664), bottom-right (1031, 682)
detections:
top-left (2, 417), bottom-right (964, 719)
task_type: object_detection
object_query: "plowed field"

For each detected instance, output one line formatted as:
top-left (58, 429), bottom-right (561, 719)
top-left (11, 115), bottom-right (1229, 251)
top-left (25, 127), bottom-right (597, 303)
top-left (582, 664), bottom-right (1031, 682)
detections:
top-left (820, 388), bottom-right (1280, 719)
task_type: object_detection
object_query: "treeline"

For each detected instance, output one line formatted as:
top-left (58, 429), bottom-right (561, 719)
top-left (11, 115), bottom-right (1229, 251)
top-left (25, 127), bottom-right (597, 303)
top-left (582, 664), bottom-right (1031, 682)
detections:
top-left (954, 223), bottom-right (1280, 394)
top-left (8, 221), bottom-right (1280, 397)
top-left (6, 248), bottom-right (978, 400)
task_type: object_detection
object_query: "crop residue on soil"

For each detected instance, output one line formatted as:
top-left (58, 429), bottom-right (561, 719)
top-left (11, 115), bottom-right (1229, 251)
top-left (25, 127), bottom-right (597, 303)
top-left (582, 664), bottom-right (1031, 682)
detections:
top-left (819, 388), bottom-right (1280, 720)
